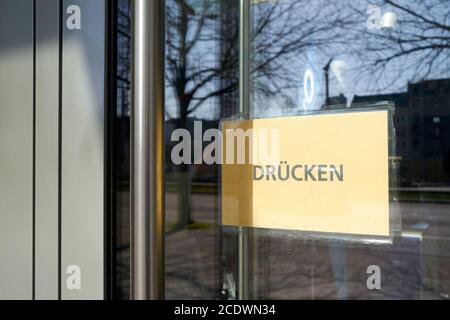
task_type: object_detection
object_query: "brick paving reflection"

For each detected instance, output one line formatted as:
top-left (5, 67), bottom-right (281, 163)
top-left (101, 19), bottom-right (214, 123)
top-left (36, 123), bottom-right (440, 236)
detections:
top-left (116, 191), bottom-right (450, 300)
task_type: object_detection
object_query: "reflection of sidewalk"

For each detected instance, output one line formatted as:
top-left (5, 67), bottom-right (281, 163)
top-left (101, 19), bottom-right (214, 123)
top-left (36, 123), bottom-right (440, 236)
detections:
top-left (165, 227), bottom-right (450, 299)
top-left (166, 229), bottom-right (218, 299)
top-left (118, 191), bottom-right (450, 299)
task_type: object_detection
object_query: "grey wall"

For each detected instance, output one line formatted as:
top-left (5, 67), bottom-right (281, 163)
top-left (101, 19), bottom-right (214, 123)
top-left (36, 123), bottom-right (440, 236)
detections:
top-left (61, 0), bottom-right (105, 300)
top-left (0, 0), bottom-right (105, 300)
top-left (35, 0), bottom-right (60, 300)
top-left (0, 0), bottom-right (34, 300)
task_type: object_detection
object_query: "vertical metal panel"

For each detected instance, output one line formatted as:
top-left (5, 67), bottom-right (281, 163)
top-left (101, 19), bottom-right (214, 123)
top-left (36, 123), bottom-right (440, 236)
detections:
top-left (0, 0), bottom-right (34, 300)
top-left (61, 0), bottom-right (105, 299)
top-left (131, 0), bottom-right (165, 300)
top-left (35, 0), bottom-right (60, 300)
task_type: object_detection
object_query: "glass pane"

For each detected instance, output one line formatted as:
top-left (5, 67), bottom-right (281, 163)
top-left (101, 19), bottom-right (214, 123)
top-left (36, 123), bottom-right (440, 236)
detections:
top-left (163, 0), bottom-right (450, 300)
top-left (165, 0), bottom-right (240, 299)
top-left (246, 0), bottom-right (450, 299)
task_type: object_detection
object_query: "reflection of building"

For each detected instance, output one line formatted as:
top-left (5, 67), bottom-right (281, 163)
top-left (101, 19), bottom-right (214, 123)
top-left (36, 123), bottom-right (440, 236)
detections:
top-left (326, 79), bottom-right (450, 185)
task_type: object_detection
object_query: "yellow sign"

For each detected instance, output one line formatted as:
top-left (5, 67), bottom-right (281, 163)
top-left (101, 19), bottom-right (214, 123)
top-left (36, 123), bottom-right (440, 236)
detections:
top-left (221, 110), bottom-right (390, 237)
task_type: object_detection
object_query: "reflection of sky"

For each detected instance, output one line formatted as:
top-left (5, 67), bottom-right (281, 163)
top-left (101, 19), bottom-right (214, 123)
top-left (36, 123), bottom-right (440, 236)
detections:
top-left (251, 0), bottom-right (450, 117)
top-left (165, 0), bottom-right (450, 120)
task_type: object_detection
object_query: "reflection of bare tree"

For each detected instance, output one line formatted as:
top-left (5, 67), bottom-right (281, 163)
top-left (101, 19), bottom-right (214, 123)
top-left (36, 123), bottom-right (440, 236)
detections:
top-left (166, 0), bottom-right (226, 122)
top-left (347, 0), bottom-right (450, 92)
top-left (166, 0), bottom-right (225, 227)
top-left (250, 0), bottom-right (354, 111)
top-left (166, 0), bottom-right (354, 227)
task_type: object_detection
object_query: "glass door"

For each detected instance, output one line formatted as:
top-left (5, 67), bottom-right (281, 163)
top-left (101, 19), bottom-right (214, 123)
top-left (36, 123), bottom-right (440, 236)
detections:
top-left (113, 0), bottom-right (450, 300)
top-left (242, 0), bottom-right (450, 299)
